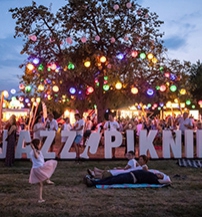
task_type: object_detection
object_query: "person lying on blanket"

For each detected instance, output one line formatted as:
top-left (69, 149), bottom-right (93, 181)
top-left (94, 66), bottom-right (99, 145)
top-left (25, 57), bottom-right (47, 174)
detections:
top-left (84, 170), bottom-right (171, 187)
top-left (87, 153), bottom-right (147, 179)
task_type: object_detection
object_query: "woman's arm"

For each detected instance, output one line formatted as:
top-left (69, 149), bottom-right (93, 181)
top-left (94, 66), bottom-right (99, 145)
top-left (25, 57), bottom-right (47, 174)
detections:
top-left (31, 144), bottom-right (39, 159)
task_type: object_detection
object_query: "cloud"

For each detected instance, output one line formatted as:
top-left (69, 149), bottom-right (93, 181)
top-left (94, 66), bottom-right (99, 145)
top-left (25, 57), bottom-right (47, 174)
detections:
top-left (163, 36), bottom-right (186, 50)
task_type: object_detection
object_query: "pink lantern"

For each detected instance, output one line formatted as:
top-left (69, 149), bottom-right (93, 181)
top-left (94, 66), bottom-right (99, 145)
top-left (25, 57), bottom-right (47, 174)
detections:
top-left (131, 51), bottom-right (138, 58)
top-left (95, 35), bottom-right (100, 41)
top-left (81, 36), bottom-right (87, 43)
top-left (107, 64), bottom-right (112, 69)
top-left (198, 100), bottom-right (202, 106)
top-left (126, 2), bottom-right (132, 8)
top-left (29, 35), bottom-right (37, 41)
top-left (113, 4), bottom-right (119, 11)
top-left (160, 85), bottom-right (166, 92)
top-left (110, 37), bottom-right (116, 43)
top-left (66, 37), bottom-right (73, 44)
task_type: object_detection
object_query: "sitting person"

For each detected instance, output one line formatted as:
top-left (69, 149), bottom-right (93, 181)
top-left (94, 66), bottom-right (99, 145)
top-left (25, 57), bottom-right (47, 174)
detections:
top-left (87, 151), bottom-right (139, 179)
top-left (84, 169), bottom-right (171, 187)
top-left (138, 154), bottom-right (149, 171)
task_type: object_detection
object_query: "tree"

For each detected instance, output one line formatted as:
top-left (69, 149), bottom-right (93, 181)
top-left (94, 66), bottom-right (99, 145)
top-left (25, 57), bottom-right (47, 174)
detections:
top-left (189, 61), bottom-right (202, 103)
top-left (10, 0), bottom-right (167, 122)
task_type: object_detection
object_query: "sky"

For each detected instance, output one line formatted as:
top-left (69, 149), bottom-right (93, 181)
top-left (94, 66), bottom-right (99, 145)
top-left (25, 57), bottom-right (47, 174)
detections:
top-left (0, 0), bottom-right (201, 92)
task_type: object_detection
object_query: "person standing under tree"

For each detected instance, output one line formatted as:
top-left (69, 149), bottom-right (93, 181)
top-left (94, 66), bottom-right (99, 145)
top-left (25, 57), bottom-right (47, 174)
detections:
top-left (5, 115), bottom-right (17, 167)
top-left (71, 113), bottom-right (84, 161)
top-left (104, 112), bottom-right (120, 159)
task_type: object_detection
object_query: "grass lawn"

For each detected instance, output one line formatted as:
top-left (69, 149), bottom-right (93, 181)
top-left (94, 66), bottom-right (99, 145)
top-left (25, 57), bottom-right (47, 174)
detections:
top-left (0, 159), bottom-right (202, 217)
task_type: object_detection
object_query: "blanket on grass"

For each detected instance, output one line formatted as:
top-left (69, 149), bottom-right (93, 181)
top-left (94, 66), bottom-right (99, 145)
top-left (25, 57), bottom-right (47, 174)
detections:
top-left (96, 183), bottom-right (169, 189)
top-left (178, 159), bottom-right (202, 168)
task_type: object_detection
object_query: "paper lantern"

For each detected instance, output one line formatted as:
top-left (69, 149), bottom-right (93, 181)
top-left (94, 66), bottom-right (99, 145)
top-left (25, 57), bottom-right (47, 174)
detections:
top-left (87, 87), bottom-right (94, 94)
top-left (103, 84), bottom-right (110, 91)
top-left (19, 84), bottom-right (25, 90)
top-left (50, 63), bottom-right (57, 71)
top-left (84, 60), bottom-right (91, 67)
top-left (53, 85), bottom-right (59, 92)
top-left (25, 98), bottom-right (29, 103)
top-left (140, 52), bottom-right (146, 59)
top-left (115, 82), bottom-right (122, 90)
top-left (10, 89), bottom-right (16, 94)
top-left (36, 97), bottom-right (41, 103)
top-left (68, 62), bottom-right (75, 70)
top-left (69, 87), bottom-right (76, 94)
top-left (25, 85), bottom-right (31, 93)
top-left (186, 100), bottom-right (191, 105)
top-left (110, 37), bottom-right (116, 43)
top-left (164, 72), bottom-right (170, 78)
top-left (147, 89), bottom-right (154, 96)
top-left (198, 100), bottom-right (202, 106)
top-left (100, 56), bottom-right (107, 63)
top-left (131, 87), bottom-right (138, 94)
top-left (2, 90), bottom-right (9, 98)
top-left (131, 51), bottom-right (138, 58)
top-left (170, 85), bottom-right (177, 92)
top-left (81, 36), bottom-right (87, 43)
top-left (126, 2), bottom-right (132, 8)
top-left (66, 37), bottom-right (73, 44)
top-left (38, 84), bottom-right (45, 91)
top-left (160, 85), bottom-right (166, 92)
top-left (29, 35), bottom-right (37, 41)
top-left (147, 53), bottom-right (154, 60)
top-left (117, 54), bottom-right (124, 60)
top-left (113, 4), bottom-right (119, 10)
top-left (95, 35), bottom-right (100, 41)
top-left (180, 88), bottom-right (186, 95)
top-left (38, 64), bottom-right (44, 71)
top-left (152, 57), bottom-right (158, 63)
top-left (26, 63), bottom-right (34, 71)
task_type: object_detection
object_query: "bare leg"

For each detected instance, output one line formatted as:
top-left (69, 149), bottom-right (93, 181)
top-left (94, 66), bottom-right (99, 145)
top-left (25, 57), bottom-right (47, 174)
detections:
top-left (39, 182), bottom-right (43, 201)
top-left (57, 142), bottom-right (65, 158)
top-left (94, 167), bottom-right (104, 173)
top-left (74, 142), bottom-right (80, 159)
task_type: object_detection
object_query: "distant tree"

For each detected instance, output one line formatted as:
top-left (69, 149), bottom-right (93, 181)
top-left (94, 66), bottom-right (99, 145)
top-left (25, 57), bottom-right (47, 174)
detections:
top-left (10, 0), bottom-right (167, 121)
top-left (189, 60), bottom-right (202, 104)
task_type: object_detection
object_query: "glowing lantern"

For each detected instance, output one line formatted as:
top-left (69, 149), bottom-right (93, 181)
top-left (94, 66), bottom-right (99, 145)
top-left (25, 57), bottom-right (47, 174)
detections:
top-left (52, 85), bottom-right (59, 92)
top-left (192, 105), bottom-right (195, 109)
top-left (117, 54), bottom-right (124, 60)
top-left (103, 84), bottom-right (110, 91)
top-left (152, 57), bottom-right (158, 63)
top-left (104, 76), bottom-right (108, 80)
top-left (81, 36), bottom-right (87, 43)
top-left (10, 89), bottom-right (16, 94)
top-left (38, 64), bottom-right (44, 71)
top-left (87, 87), bottom-right (94, 94)
top-left (186, 100), bottom-right (191, 105)
top-left (180, 88), bottom-right (186, 95)
top-left (170, 85), bottom-right (177, 92)
top-left (95, 35), bottom-right (100, 41)
top-left (131, 51), bottom-right (138, 57)
top-left (174, 98), bottom-right (179, 103)
top-left (38, 84), bottom-right (45, 91)
top-left (19, 96), bottom-right (24, 102)
top-left (68, 62), bottom-right (75, 70)
top-left (110, 37), bottom-right (116, 43)
top-left (147, 88), bottom-right (154, 96)
top-left (69, 87), bottom-right (76, 94)
top-left (2, 90), bottom-right (9, 98)
top-left (160, 85), bottom-right (166, 92)
top-left (126, 2), bottom-right (132, 8)
top-left (140, 52), bottom-right (146, 59)
top-left (50, 63), bottom-right (57, 71)
top-left (25, 85), bottom-right (31, 93)
top-left (164, 72), bottom-right (170, 78)
top-left (29, 35), bottom-right (37, 41)
top-left (33, 58), bottom-right (40, 65)
top-left (25, 98), bottom-right (29, 103)
top-left (147, 53), bottom-right (154, 60)
top-left (198, 100), bottom-right (202, 106)
top-left (113, 4), bottom-right (119, 10)
top-left (66, 37), bottom-right (72, 44)
top-left (84, 60), bottom-right (91, 68)
top-left (159, 66), bottom-right (164, 71)
top-left (131, 87), bottom-right (138, 94)
top-left (115, 82), bottom-right (122, 90)
top-left (19, 84), bottom-right (25, 90)
top-left (100, 56), bottom-right (107, 63)
top-left (36, 97), bottom-right (41, 103)
top-left (26, 63), bottom-right (34, 71)
top-left (156, 86), bottom-right (160, 90)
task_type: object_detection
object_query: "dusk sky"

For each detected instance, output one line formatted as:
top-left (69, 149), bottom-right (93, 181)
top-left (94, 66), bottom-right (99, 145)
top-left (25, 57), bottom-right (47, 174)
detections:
top-left (0, 0), bottom-right (201, 92)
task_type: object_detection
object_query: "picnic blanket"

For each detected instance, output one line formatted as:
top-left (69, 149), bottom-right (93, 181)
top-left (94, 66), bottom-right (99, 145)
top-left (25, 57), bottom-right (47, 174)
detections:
top-left (96, 183), bottom-right (169, 189)
top-left (178, 159), bottom-right (202, 168)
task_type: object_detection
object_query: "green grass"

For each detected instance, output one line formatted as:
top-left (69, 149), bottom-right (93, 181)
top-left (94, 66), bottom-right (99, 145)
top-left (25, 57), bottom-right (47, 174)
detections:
top-left (0, 160), bottom-right (202, 217)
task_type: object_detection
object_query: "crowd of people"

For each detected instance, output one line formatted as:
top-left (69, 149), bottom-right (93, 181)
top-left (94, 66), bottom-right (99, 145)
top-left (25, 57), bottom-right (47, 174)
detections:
top-left (1, 110), bottom-right (202, 166)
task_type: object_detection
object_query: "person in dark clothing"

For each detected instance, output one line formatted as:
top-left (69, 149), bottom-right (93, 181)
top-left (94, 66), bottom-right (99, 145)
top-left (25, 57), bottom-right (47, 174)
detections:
top-left (84, 170), bottom-right (170, 187)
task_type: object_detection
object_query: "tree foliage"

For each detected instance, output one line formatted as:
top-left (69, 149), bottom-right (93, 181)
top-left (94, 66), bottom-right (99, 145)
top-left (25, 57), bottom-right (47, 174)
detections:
top-left (10, 0), bottom-right (174, 121)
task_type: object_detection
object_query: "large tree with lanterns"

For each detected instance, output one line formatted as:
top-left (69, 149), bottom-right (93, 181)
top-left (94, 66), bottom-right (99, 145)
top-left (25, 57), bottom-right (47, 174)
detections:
top-left (10, 0), bottom-right (170, 121)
